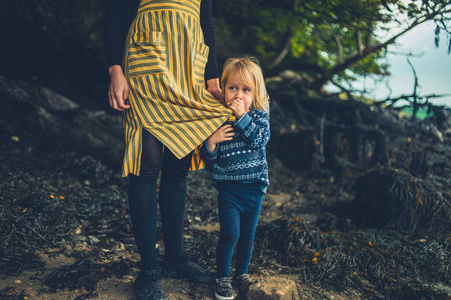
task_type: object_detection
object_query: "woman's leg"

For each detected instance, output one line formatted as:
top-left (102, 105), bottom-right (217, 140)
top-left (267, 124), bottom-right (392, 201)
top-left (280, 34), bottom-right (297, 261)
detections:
top-left (129, 129), bottom-right (163, 271)
top-left (159, 148), bottom-right (215, 283)
top-left (158, 148), bottom-right (193, 261)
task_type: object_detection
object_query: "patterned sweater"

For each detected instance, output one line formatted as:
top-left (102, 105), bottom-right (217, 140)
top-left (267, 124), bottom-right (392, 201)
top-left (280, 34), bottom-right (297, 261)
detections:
top-left (201, 109), bottom-right (270, 193)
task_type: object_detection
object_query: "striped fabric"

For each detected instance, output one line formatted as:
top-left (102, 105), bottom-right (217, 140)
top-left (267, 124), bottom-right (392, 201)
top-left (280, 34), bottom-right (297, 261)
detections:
top-left (122, 0), bottom-right (232, 177)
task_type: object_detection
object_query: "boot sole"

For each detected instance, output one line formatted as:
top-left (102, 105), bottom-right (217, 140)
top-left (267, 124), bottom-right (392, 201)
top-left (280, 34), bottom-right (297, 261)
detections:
top-left (133, 286), bottom-right (168, 300)
top-left (161, 270), bottom-right (215, 284)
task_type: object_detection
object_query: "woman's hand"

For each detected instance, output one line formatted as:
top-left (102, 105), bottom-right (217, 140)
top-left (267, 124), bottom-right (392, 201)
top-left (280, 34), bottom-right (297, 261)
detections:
top-left (108, 65), bottom-right (131, 111)
top-left (206, 78), bottom-right (222, 101)
top-left (207, 124), bottom-right (234, 151)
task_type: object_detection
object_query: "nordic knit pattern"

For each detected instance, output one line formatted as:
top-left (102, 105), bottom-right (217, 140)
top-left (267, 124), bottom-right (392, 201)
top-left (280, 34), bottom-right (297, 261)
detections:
top-left (201, 109), bottom-right (270, 193)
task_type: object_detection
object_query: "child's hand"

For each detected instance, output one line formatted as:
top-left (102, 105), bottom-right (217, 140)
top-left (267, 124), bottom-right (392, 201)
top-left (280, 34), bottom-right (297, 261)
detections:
top-left (207, 124), bottom-right (234, 152)
top-left (228, 99), bottom-right (246, 119)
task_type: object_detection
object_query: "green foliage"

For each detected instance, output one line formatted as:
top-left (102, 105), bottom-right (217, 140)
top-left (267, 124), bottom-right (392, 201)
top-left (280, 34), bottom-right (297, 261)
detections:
top-left (214, 0), bottom-right (291, 60)
top-left (213, 0), bottom-right (451, 90)
top-left (1, 0), bottom-right (450, 98)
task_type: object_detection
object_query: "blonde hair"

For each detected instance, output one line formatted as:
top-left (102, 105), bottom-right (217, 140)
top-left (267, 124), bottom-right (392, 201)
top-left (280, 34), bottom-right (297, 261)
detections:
top-left (221, 57), bottom-right (270, 113)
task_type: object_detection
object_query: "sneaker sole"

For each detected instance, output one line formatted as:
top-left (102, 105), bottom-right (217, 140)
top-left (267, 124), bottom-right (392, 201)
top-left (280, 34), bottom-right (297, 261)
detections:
top-left (161, 270), bottom-right (215, 284)
top-left (214, 292), bottom-right (235, 300)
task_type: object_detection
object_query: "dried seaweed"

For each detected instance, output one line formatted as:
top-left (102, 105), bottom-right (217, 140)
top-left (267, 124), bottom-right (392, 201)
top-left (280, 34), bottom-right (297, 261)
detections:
top-left (254, 216), bottom-right (451, 299)
top-left (0, 159), bottom-right (130, 277)
top-left (0, 287), bottom-right (28, 300)
top-left (351, 168), bottom-right (451, 234)
top-left (44, 257), bottom-right (130, 292)
top-left (0, 188), bottom-right (77, 275)
top-left (1, 85), bottom-right (450, 299)
top-left (255, 217), bottom-right (325, 266)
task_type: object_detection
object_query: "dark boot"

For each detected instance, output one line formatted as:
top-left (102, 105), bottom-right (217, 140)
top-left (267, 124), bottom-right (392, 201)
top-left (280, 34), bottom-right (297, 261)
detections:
top-left (162, 255), bottom-right (215, 283)
top-left (134, 270), bottom-right (167, 300)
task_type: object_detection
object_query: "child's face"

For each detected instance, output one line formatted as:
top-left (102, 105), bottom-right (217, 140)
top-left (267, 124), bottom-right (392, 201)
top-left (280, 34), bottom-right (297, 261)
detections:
top-left (224, 71), bottom-right (253, 112)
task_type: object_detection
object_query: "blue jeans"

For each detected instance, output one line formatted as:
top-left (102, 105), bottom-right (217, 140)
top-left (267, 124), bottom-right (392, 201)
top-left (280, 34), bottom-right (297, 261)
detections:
top-left (216, 182), bottom-right (263, 278)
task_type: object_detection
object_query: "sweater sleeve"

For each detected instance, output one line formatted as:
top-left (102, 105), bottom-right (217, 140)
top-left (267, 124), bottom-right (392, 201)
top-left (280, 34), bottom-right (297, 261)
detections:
top-left (105, 0), bottom-right (130, 67)
top-left (200, 0), bottom-right (219, 80)
top-left (234, 110), bottom-right (270, 150)
top-left (200, 141), bottom-right (219, 163)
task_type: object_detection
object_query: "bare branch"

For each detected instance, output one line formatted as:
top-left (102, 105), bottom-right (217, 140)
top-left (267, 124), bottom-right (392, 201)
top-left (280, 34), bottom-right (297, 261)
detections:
top-left (330, 79), bottom-right (358, 100)
top-left (406, 56), bottom-right (419, 120)
top-left (266, 61), bottom-right (326, 78)
top-left (334, 35), bottom-right (343, 63)
top-left (356, 28), bottom-right (363, 55)
top-left (268, 30), bottom-right (293, 70)
top-left (365, 22), bottom-right (373, 48)
top-left (376, 93), bottom-right (451, 107)
top-left (267, 0), bottom-right (300, 70)
top-left (311, 5), bottom-right (451, 89)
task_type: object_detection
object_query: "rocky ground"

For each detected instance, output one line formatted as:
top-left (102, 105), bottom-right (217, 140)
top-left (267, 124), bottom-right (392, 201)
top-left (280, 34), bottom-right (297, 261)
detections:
top-left (1, 76), bottom-right (450, 299)
top-left (0, 151), bottom-right (360, 300)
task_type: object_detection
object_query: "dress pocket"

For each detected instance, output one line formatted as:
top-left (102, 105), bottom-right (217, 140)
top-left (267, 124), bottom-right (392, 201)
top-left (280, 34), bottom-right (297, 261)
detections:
top-left (127, 31), bottom-right (167, 78)
top-left (193, 42), bottom-right (210, 87)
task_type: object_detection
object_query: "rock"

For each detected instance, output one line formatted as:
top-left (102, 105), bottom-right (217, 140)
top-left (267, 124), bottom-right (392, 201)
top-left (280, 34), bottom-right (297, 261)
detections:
top-left (72, 235), bottom-right (88, 242)
top-left (246, 276), bottom-right (299, 300)
top-left (113, 242), bottom-right (126, 252)
top-left (38, 86), bottom-right (80, 114)
top-left (88, 235), bottom-right (100, 244)
top-left (0, 76), bottom-right (124, 169)
top-left (432, 283), bottom-right (451, 297)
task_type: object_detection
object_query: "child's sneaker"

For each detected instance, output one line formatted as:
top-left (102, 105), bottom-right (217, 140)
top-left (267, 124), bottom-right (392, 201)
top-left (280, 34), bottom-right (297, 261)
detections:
top-left (232, 273), bottom-right (251, 290)
top-left (214, 277), bottom-right (234, 300)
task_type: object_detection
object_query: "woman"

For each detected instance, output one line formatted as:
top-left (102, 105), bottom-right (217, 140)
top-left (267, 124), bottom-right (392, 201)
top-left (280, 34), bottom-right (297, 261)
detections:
top-left (105, 0), bottom-right (232, 299)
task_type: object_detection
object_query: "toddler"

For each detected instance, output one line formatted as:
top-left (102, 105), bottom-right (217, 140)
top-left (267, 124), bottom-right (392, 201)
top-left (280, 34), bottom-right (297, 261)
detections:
top-left (201, 57), bottom-right (270, 300)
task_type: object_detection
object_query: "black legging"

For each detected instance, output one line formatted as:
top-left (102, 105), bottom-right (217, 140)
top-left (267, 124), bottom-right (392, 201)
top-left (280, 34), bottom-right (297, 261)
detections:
top-left (128, 129), bottom-right (193, 271)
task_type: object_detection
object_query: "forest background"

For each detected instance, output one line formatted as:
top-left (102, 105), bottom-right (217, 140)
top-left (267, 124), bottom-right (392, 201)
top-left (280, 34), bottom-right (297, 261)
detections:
top-left (0, 0), bottom-right (450, 299)
top-left (1, 0), bottom-right (450, 112)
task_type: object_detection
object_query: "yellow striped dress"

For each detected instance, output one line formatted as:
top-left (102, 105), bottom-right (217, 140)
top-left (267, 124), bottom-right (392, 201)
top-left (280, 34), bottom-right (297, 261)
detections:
top-left (122, 0), bottom-right (232, 177)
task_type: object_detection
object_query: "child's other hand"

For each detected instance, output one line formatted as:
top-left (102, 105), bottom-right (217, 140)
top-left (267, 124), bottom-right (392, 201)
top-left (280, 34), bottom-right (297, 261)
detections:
top-left (207, 124), bottom-right (234, 152)
top-left (228, 99), bottom-right (246, 119)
